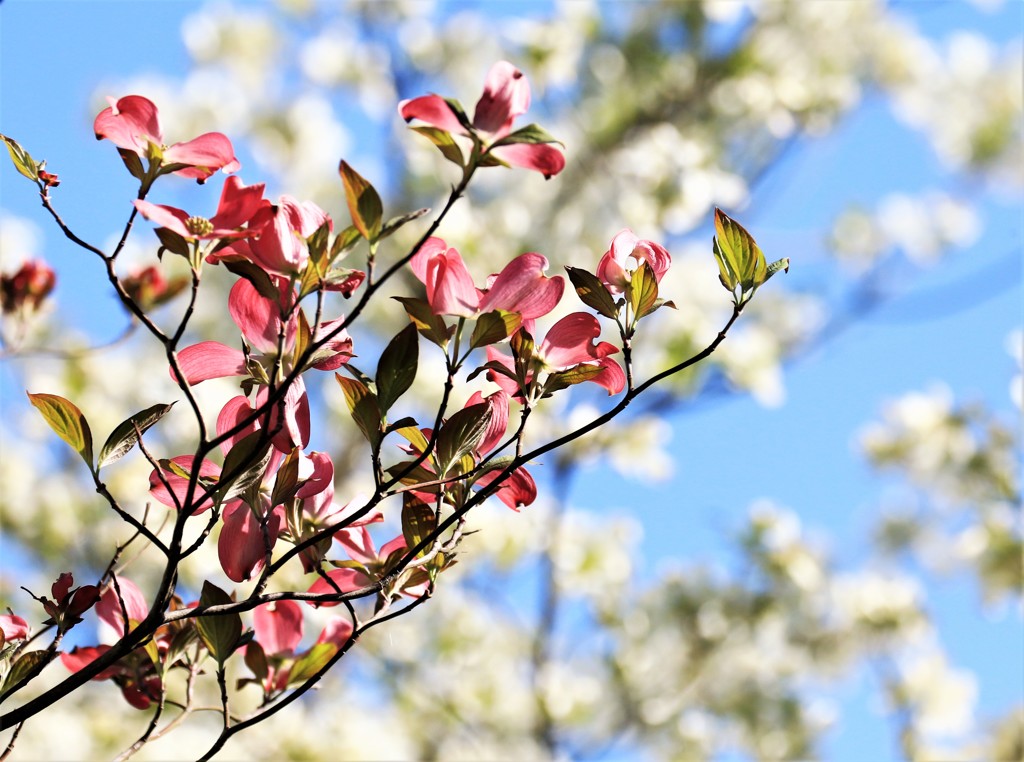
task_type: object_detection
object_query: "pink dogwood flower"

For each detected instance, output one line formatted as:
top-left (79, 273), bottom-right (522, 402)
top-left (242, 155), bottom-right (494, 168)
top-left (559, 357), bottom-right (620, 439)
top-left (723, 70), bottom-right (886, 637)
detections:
top-left (0, 614), bottom-right (29, 645)
top-left (174, 278), bottom-right (353, 387)
top-left (211, 196), bottom-right (332, 276)
top-left (487, 312), bottom-right (626, 397)
top-left (94, 95), bottom-right (240, 181)
top-left (410, 237), bottom-right (564, 319)
top-left (133, 175), bottom-right (266, 241)
top-left (597, 229), bottom-right (672, 295)
top-left (1, 259), bottom-right (56, 315)
top-left (307, 528), bottom-right (429, 605)
top-left (60, 577), bottom-right (164, 710)
top-left (400, 61), bottom-right (565, 178)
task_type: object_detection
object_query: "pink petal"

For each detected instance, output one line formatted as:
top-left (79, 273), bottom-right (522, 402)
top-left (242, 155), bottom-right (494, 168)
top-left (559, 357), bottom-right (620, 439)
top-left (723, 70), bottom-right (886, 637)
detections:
top-left (473, 61), bottom-right (530, 135)
top-left (228, 278), bottom-right (285, 354)
top-left (93, 95), bottom-right (161, 154)
top-left (480, 253), bottom-right (564, 319)
top-left (218, 502), bottom-right (282, 582)
top-left (335, 526), bottom-right (378, 566)
top-left (306, 568), bottom-right (373, 606)
top-left (60, 645), bottom-right (119, 680)
top-left (216, 396), bottom-right (259, 457)
top-left (296, 451), bottom-right (334, 499)
top-left (248, 204), bottom-right (307, 275)
top-left (148, 455), bottom-right (221, 514)
top-left (163, 132), bottom-right (240, 179)
top-left (256, 377), bottom-right (311, 453)
top-left (466, 390), bottom-right (510, 456)
top-left (410, 237), bottom-right (450, 285)
top-left (282, 196), bottom-right (331, 239)
top-left (475, 466), bottom-right (537, 511)
top-left (591, 356), bottom-right (626, 395)
top-left (310, 316), bottom-right (355, 371)
top-left (426, 247), bottom-right (483, 317)
top-left (379, 535), bottom-right (408, 560)
top-left (96, 577), bottom-right (149, 636)
top-left (174, 341), bottom-right (246, 385)
top-left (539, 312), bottom-right (618, 369)
top-left (316, 616), bottom-right (354, 647)
top-left (210, 176), bottom-right (267, 230)
top-left (133, 200), bottom-right (191, 238)
top-left (51, 572), bottom-right (74, 603)
top-left (0, 614), bottom-right (29, 641)
top-left (253, 599), bottom-right (304, 656)
top-left (399, 94), bottom-right (466, 134)
top-left (490, 143), bottom-right (566, 179)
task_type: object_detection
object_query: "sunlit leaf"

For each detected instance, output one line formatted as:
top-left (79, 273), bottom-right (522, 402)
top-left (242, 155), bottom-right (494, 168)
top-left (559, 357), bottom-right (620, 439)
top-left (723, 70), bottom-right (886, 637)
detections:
top-left (27, 392), bottom-right (93, 469)
top-left (98, 402), bottom-right (175, 469)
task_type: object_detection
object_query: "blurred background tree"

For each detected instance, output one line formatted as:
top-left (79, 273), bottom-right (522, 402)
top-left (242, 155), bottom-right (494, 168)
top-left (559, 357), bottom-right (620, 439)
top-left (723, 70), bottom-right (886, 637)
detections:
top-left (0, 1), bottom-right (1020, 759)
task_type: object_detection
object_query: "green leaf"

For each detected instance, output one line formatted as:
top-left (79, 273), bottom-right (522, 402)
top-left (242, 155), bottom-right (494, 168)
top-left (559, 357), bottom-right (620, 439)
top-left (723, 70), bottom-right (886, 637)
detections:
top-left (543, 363), bottom-right (605, 395)
top-left (154, 227), bottom-right (191, 261)
top-left (510, 328), bottom-right (535, 385)
top-left (307, 221), bottom-right (331, 275)
top-left (410, 126), bottom-right (464, 167)
top-left (376, 323), bottom-right (419, 415)
top-left (339, 160), bottom-right (383, 241)
top-left (402, 494), bottom-right (437, 557)
top-left (214, 430), bottom-right (273, 504)
top-left (329, 225), bottom-right (362, 263)
top-left (436, 403), bottom-right (491, 475)
top-left (334, 374), bottom-right (382, 447)
top-left (490, 123), bottom-right (563, 148)
top-left (221, 256), bottom-right (281, 301)
top-left (393, 296), bottom-right (451, 349)
top-left (761, 257), bottom-right (791, 287)
top-left (27, 392), bottom-right (93, 468)
top-left (243, 638), bottom-right (268, 681)
top-left (0, 650), bottom-right (49, 697)
top-left (270, 448), bottom-right (301, 507)
top-left (288, 642), bottom-right (337, 686)
top-left (713, 208), bottom-right (763, 297)
top-left (470, 310), bottom-right (522, 349)
top-left (0, 133), bottom-right (39, 182)
top-left (628, 261), bottom-right (660, 320)
top-left (379, 207), bottom-right (430, 241)
top-left (565, 266), bottom-right (619, 319)
top-left (394, 424), bottom-right (430, 456)
top-left (195, 581), bottom-right (241, 665)
top-left (98, 402), bottom-right (175, 469)
top-left (384, 460), bottom-right (441, 493)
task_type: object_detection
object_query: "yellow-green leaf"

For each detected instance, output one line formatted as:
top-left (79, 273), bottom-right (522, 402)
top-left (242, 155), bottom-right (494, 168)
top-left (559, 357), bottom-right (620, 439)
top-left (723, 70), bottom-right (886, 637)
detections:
top-left (27, 392), bottom-right (93, 468)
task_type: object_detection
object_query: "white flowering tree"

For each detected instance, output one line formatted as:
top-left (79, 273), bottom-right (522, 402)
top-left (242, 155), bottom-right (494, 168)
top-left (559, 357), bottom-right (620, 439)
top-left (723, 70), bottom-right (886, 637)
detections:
top-left (1, 1), bottom-right (1020, 760)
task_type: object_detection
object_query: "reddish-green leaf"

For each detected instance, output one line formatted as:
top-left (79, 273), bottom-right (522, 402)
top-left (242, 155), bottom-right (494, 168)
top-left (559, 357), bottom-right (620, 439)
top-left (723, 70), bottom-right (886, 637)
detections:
top-left (393, 296), bottom-right (452, 349)
top-left (410, 125), bottom-right (465, 167)
top-left (376, 323), bottom-right (419, 415)
top-left (221, 256), bottom-right (281, 301)
top-left (0, 133), bottom-right (39, 182)
top-left (628, 262), bottom-right (659, 320)
top-left (490, 123), bottom-right (563, 148)
top-left (470, 310), bottom-right (522, 349)
top-left (339, 161), bottom-right (383, 241)
top-left (402, 494), bottom-right (437, 557)
top-left (335, 373), bottom-right (382, 447)
top-left (154, 227), bottom-right (191, 260)
top-left (436, 403), bottom-right (491, 475)
top-left (215, 430), bottom-right (273, 503)
top-left (195, 581), bottom-right (241, 665)
top-left (565, 266), bottom-right (619, 319)
top-left (0, 650), bottom-right (49, 697)
top-left (27, 392), bottom-right (93, 468)
top-left (99, 402), bottom-right (175, 469)
top-left (288, 642), bottom-right (337, 686)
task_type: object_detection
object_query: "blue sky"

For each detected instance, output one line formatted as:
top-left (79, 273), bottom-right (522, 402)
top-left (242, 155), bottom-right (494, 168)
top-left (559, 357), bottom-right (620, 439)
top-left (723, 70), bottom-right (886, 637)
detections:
top-left (1, 1), bottom-right (1021, 759)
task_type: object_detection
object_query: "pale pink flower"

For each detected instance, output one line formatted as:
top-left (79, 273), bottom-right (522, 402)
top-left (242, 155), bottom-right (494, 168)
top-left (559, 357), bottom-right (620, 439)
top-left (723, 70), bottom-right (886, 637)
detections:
top-left (597, 229), bottom-right (672, 294)
top-left (94, 95), bottom-right (240, 181)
